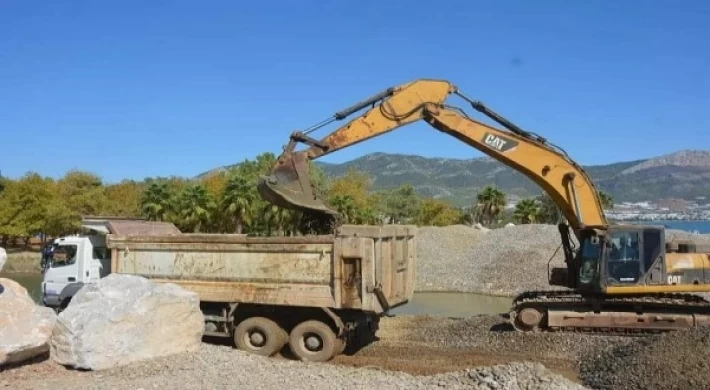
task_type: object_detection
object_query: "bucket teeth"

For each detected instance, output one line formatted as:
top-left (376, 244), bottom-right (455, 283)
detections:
top-left (257, 151), bottom-right (338, 215)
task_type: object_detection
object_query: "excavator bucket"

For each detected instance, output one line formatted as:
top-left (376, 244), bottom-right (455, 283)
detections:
top-left (257, 151), bottom-right (338, 215)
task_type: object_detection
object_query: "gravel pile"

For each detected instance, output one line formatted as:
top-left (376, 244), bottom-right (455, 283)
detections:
top-left (431, 362), bottom-right (590, 390)
top-left (6, 342), bottom-right (584, 390)
top-left (417, 224), bottom-right (573, 296)
top-left (416, 224), bottom-right (710, 296)
top-left (579, 326), bottom-right (710, 390)
top-left (5, 314), bottom-right (606, 390)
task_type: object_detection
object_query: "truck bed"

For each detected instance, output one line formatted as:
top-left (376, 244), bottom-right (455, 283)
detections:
top-left (106, 225), bottom-right (417, 314)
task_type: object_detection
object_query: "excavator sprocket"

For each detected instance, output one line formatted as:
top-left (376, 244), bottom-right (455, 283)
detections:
top-left (509, 290), bottom-right (710, 335)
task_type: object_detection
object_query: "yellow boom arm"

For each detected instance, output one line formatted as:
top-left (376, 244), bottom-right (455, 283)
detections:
top-left (258, 78), bottom-right (608, 231)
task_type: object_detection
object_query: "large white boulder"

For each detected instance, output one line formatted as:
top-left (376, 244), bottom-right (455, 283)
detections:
top-left (0, 247), bottom-right (6, 272)
top-left (0, 278), bottom-right (57, 366)
top-left (50, 274), bottom-right (204, 371)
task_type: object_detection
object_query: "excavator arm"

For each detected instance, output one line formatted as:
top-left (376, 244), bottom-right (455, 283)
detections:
top-left (258, 78), bottom-right (608, 233)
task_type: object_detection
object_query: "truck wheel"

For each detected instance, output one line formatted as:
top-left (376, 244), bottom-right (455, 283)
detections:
top-left (233, 317), bottom-right (287, 357)
top-left (288, 320), bottom-right (337, 362)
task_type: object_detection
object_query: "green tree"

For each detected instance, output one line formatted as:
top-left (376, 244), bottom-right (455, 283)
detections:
top-left (58, 170), bottom-right (107, 217)
top-left (536, 192), bottom-right (562, 224)
top-left (599, 190), bottom-right (614, 210)
top-left (514, 198), bottom-right (542, 224)
top-left (105, 180), bottom-right (144, 217)
top-left (175, 184), bottom-right (215, 233)
top-left (415, 198), bottom-right (463, 226)
top-left (0, 173), bottom-right (58, 245)
top-left (221, 173), bottom-right (254, 234)
top-left (381, 184), bottom-right (420, 224)
top-left (260, 204), bottom-right (291, 236)
top-left (474, 186), bottom-right (507, 226)
top-left (329, 194), bottom-right (358, 224)
top-left (140, 181), bottom-right (175, 221)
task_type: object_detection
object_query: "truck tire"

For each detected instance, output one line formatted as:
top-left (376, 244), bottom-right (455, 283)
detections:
top-left (233, 317), bottom-right (287, 357)
top-left (288, 320), bottom-right (338, 362)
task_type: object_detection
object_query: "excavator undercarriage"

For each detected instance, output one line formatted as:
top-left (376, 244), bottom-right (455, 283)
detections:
top-left (510, 291), bottom-right (710, 335)
top-left (257, 78), bottom-right (710, 336)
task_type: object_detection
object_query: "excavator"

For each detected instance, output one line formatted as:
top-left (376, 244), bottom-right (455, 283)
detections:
top-left (257, 78), bottom-right (710, 334)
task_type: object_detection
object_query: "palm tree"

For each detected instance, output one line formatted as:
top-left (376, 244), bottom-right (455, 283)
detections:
top-left (176, 184), bottom-right (215, 233)
top-left (140, 182), bottom-right (174, 221)
top-left (221, 174), bottom-right (254, 234)
top-left (536, 192), bottom-right (563, 224)
top-left (514, 198), bottom-right (542, 224)
top-left (475, 186), bottom-right (507, 226)
top-left (261, 204), bottom-right (290, 236)
top-left (329, 194), bottom-right (357, 224)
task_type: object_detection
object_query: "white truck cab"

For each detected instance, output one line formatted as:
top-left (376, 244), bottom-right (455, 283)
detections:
top-left (41, 216), bottom-right (181, 311)
top-left (41, 234), bottom-right (111, 311)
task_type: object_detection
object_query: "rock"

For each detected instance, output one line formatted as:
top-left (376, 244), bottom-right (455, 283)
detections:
top-left (50, 274), bottom-right (204, 371)
top-left (473, 223), bottom-right (491, 232)
top-left (0, 247), bottom-right (6, 273)
top-left (0, 278), bottom-right (57, 366)
top-left (504, 223), bottom-right (515, 228)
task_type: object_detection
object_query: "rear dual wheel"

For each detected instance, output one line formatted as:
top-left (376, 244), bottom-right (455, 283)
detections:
top-left (234, 317), bottom-right (288, 357)
top-left (289, 320), bottom-right (340, 362)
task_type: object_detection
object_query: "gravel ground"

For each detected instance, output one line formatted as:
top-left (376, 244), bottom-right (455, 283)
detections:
top-left (579, 326), bottom-right (710, 390)
top-left (416, 224), bottom-right (710, 296)
top-left (2, 314), bottom-right (605, 390)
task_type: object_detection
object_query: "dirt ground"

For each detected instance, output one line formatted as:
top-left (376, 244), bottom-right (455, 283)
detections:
top-left (329, 314), bottom-right (594, 383)
top-left (2, 314), bottom-right (628, 388)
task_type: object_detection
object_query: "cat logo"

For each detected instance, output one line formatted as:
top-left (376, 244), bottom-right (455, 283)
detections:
top-left (482, 132), bottom-right (518, 152)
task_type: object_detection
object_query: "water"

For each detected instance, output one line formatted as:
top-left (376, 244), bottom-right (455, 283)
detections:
top-left (3, 272), bottom-right (511, 317)
top-left (0, 272), bottom-right (43, 303)
top-left (625, 220), bottom-right (710, 234)
top-left (390, 292), bottom-right (512, 317)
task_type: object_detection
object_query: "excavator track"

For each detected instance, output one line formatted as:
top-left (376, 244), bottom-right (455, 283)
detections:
top-left (509, 290), bottom-right (710, 335)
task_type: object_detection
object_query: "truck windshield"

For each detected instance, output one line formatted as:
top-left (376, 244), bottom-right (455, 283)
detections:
top-left (578, 237), bottom-right (601, 285)
top-left (51, 244), bottom-right (78, 267)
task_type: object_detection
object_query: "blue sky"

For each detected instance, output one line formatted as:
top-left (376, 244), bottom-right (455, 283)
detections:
top-left (1, 1), bottom-right (708, 183)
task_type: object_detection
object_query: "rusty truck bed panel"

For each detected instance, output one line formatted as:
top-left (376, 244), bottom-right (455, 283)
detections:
top-left (106, 224), bottom-right (417, 314)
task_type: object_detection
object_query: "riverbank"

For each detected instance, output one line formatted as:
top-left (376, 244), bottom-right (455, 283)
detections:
top-left (2, 251), bottom-right (40, 274)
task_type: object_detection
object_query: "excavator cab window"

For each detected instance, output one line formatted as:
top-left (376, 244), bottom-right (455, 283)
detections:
top-left (606, 231), bottom-right (642, 284)
top-left (578, 236), bottom-right (602, 286)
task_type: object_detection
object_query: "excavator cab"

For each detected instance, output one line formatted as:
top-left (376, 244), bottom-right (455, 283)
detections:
top-left (566, 225), bottom-right (666, 293)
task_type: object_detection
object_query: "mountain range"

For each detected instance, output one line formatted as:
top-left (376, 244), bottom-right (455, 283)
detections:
top-left (204, 149), bottom-right (710, 207)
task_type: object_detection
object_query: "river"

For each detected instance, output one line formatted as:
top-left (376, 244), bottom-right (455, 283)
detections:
top-left (626, 220), bottom-right (710, 234)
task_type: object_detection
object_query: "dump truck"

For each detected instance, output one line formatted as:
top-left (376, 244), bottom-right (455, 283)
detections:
top-left (41, 217), bottom-right (417, 362)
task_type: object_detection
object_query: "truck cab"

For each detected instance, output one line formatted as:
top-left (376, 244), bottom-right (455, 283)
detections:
top-left (41, 234), bottom-right (112, 311)
top-left (40, 216), bottom-right (182, 312)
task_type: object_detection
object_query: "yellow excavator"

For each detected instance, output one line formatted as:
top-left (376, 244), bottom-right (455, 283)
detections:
top-left (257, 78), bottom-right (710, 334)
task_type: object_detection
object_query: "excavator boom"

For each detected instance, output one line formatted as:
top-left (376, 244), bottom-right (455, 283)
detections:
top-left (258, 78), bottom-right (457, 214)
top-left (258, 78), bottom-right (607, 231)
